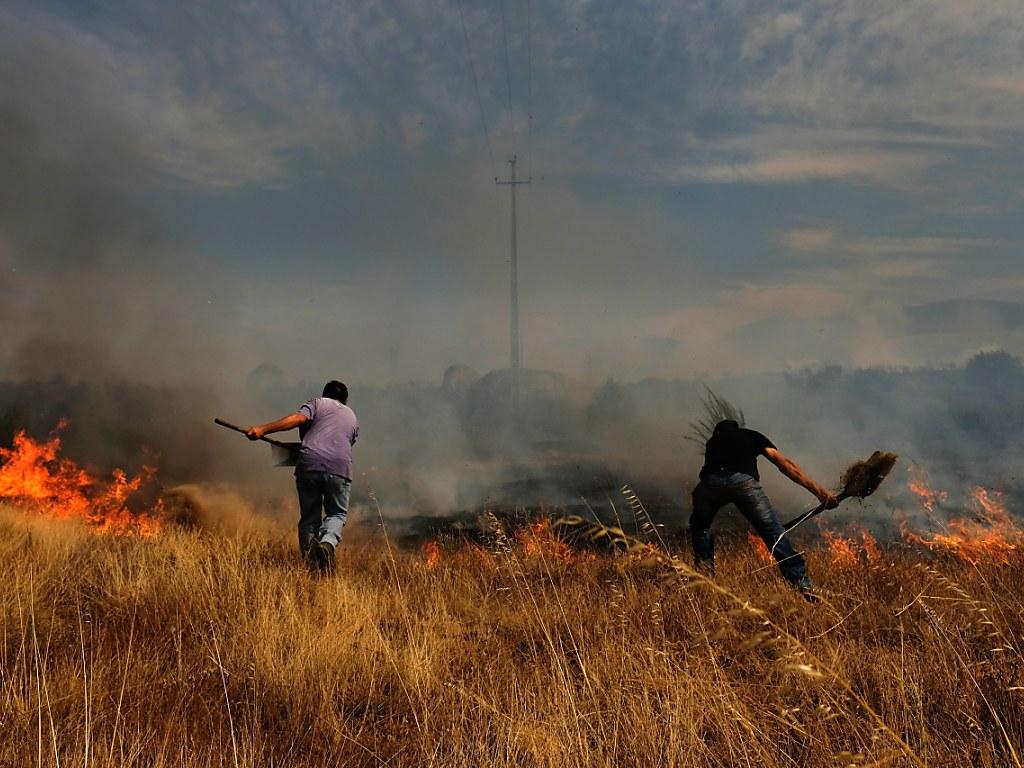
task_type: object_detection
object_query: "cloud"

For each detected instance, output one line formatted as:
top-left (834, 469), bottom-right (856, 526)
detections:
top-left (779, 227), bottom-right (1020, 257)
top-left (668, 151), bottom-right (940, 186)
top-left (844, 237), bottom-right (1020, 256)
top-left (732, 1), bottom-right (1024, 132)
top-left (11, 0), bottom-right (1024, 195)
top-left (971, 75), bottom-right (1024, 97)
top-left (779, 226), bottom-right (840, 252)
top-left (739, 11), bottom-right (803, 63)
top-left (4, 0), bottom-right (1024, 389)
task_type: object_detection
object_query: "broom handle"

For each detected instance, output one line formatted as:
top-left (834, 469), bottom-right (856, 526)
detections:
top-left (782, 492), bottom-right (849, 532)
top-left (213, 418), bottom-right (297, 450)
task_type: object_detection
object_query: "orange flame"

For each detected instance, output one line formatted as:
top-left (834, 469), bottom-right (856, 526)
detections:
top-left (0, 426), bottom-right (161, 536)
top-left (512, 520), bottom-right (598, 569)
top-left (747, 531), bottom-right (774, 565)
top-left (903, 487), bottom-right (1021, 565)
top-left (422, 539), bottom-right (441, 570)
top-left (821, 524), bottom-right (879, 567)
top-left (861, 527), bottom-right (881, 563)
top-left (822, 529), bottom-right (858, 567)
top-left (419, 519), bottom-right (597, 571)
top-left (908, 471), bottom-right (947, 517)
top-left (516, 519), bottom-right (592, 565)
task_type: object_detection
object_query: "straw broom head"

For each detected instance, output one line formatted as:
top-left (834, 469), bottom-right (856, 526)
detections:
top-left (839, 451), bottom-right (898, 499)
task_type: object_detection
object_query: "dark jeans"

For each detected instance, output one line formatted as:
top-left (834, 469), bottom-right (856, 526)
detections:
top-left (690, 472), bottom-right (809, 585)
top-left (295, 471), bottom-right (352, 557)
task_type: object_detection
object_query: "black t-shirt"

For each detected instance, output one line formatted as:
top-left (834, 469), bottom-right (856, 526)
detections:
top-left (699, 424), bottom-right (776, 480)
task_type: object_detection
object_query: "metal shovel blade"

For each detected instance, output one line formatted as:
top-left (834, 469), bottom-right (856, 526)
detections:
top-left (270, 442), bottom-right (301, 467)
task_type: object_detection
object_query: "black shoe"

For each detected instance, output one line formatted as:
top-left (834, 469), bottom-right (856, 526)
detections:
top-left (317, 540), bottom-right (336, 573)
top-left (695, 560), bottom-right (716, 578)
top-left (304, 545), bottom-right (322, 571)
top-left (793, 576), bottom-right (818, 603)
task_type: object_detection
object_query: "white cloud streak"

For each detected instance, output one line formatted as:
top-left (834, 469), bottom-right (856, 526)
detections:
top-left (669, 150), bottom-right (941, 186)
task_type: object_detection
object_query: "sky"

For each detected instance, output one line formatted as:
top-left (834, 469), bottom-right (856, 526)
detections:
top-left (3, 0), bottom-right (1024, 388)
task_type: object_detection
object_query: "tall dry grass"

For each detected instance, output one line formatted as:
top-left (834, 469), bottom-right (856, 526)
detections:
top-left (2, 500), bottom-right (1023, 767)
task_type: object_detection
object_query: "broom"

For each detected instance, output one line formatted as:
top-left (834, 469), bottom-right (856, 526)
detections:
top-left (782, 450), bottom-right (898, 533)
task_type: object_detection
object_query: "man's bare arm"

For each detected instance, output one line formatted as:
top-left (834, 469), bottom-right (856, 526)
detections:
top-left (763, 447), bottom-right (839, 508)
top-left (245, 413), bottom-right (309, 440)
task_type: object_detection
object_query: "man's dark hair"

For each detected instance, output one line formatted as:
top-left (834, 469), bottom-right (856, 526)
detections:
top-left (323, 380), bottom-right (349, 404)
top-left (712, 419), bottom-right (740, 438)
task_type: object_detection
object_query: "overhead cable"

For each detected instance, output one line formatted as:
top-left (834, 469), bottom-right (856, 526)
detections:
top-left (456, 0), bottom-right (498, 176)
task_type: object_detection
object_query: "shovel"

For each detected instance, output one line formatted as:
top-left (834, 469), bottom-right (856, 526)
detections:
top-left (783, 451), bottom-right (898, 532)
top-left (771, 451), bottom-right (897, 556)
top-left (214, 418), bottom-right (301, 467)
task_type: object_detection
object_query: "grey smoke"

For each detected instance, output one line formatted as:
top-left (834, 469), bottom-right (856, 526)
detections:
top-left (229, 351), bottom-right (1024, 535)
top-left (2, 2), bottom-right (1023, 542)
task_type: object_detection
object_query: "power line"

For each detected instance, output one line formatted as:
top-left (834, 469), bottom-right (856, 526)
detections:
top-left (455, 0), bottom-right (497, 175)
top-left (497, 0), bottom-right (516, 148)
top-left (526, 0), bottom-right (533, 180)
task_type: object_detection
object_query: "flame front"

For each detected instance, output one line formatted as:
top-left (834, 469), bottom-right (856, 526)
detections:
top-left (0, 426), bottom-right (161, 536)
top-left (903, 486), bottom-right (1021, 565)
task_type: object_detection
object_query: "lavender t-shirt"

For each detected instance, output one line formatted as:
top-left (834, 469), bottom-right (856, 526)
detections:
top-left (295, 397), bottom-right (359, 479)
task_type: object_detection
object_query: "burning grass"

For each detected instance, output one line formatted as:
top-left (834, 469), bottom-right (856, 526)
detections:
top-left (800, 522), bottom-right (882, 569)
top-left (0, 422), bottom-right (161, 535)
top-left (902, 487), bottom-right (1024, 565)
top-left (4, 497), bottom-right (1024, 768)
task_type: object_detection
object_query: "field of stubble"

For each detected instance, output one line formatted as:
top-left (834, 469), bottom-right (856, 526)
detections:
top-left (2, 503), bottom-right (1022, 768)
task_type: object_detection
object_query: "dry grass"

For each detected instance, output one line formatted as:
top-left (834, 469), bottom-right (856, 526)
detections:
top-left (2, 501), bottom-right (1023, 768)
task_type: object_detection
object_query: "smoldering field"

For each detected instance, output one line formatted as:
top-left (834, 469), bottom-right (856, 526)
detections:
top-left (2, 347), bottom-right (1023, 525)
top-left (3, 355), bottom-right (1024, 766)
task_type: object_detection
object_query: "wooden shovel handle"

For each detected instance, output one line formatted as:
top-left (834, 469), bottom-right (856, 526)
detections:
top-left (782, 491), bottom-right (849, 532)
top-left (213, 418), bottom-right (295, 449)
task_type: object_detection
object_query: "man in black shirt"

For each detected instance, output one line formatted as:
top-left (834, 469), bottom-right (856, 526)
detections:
top-left (691, 420), bottom-right (838, 592)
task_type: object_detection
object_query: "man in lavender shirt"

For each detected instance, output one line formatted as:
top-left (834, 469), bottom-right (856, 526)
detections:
top-left (246, 380), bottom-right (359, 571)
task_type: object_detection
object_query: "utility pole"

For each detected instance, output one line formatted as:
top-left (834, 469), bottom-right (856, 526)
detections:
top-left (496, 155), bottom-right (530, 415)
